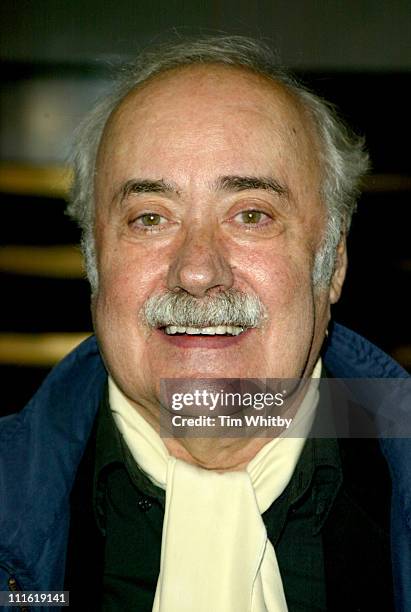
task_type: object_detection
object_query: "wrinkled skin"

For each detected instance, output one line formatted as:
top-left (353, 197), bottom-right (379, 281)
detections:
top-left (92, 65), bottom-right (347, 469)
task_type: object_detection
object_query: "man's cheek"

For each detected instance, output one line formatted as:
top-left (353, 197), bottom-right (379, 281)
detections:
top-left (253, 256), bottom-right (311, 307)
top-left (97, 257), bottom-right (149, 303)
top-left (105, 243), bottom-right (164, 284)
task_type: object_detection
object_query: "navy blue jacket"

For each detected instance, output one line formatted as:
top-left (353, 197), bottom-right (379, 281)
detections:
top-left (0, 322), bottom-right (410, 611)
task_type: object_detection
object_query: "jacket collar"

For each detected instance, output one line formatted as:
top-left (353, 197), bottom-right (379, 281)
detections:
top-left (324, 321), bottom-right (409, 378)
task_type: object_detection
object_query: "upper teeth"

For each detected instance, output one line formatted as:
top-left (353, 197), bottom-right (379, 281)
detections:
top-left (164, 325), bottom-right (244, 336)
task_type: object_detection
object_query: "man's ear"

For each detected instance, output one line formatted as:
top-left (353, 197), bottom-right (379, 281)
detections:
top-left (329, 237), bottom-right (348, 304)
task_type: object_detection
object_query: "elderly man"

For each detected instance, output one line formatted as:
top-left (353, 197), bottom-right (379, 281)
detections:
top-left (1, 36), bottom-right (410, 612)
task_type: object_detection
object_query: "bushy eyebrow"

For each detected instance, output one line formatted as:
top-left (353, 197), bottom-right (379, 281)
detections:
top-left (215, 175), bottom-right (289, 197)
top-left (117, 174), bottom-right (288, 204)
top-left (119, 178), bottom-right (179, 201)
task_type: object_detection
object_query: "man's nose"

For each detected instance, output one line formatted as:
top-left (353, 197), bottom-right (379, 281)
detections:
top-left (167, 228), bottom-right (234, 297)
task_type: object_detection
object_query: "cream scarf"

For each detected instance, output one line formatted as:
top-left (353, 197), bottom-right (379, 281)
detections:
top-left (109, 360), bottom-right (321, 612)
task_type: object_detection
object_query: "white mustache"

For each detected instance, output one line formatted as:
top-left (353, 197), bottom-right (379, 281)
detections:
top-left (143, 289), bottom-right (266, 329)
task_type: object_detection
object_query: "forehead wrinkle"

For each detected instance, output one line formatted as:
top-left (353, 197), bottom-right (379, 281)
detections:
top-left (99, 66), bottom-right (321, 216)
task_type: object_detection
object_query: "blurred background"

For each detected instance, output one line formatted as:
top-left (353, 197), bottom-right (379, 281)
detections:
top-left (1, 0), bottom-right (410, 414)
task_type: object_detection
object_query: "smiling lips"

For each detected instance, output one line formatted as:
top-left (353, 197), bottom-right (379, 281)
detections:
top-left (159, 325), bottom-right (250, 348)
top-left (164, 325), bottom-right (245, 336)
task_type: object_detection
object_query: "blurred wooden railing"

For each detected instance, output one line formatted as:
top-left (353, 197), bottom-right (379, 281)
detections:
top-left (0, 163), bottom-right (73, 198)
top-left (0, 333), bottom-right (90, 366)
top-left (0, 245), bottom-right (84, 278)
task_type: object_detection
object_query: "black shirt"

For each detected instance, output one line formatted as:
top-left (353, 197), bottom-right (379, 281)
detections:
top-left (92, 390), bottom-right (343, 611)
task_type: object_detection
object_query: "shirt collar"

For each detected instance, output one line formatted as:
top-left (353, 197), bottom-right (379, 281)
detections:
top-left (94, 378), bottom-right (342, 537)
top-left (93, 386), bottom-right (165, 534)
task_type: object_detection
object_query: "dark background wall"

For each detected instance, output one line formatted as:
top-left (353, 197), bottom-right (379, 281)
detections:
top-left (1, 1), bottom-right (410, 413)
top-left (1, 0), bottom-right (411, 69)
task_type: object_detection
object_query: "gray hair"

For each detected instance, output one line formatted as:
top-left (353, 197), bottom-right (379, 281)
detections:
top-left (143, 289), bottom-right (265, 330)
top-left (66, 35), bottom-right (369, 292)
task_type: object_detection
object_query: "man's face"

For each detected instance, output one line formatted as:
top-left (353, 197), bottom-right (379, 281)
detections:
top-left (93, 65), bottom-right (339, 407)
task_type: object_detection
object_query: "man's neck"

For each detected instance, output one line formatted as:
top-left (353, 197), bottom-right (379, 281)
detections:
top-left (163, 435), bottom-right (274, 472)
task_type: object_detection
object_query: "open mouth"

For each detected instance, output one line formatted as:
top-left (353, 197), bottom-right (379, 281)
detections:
top-left (163, 325), bottom-right (245, 336)
top-left (158, 324), bottom-right (250, 348)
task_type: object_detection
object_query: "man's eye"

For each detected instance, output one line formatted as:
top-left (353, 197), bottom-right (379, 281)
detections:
top-left (136, 213), bottom-right (165, 227)
top-left (235, 210), bottom-right (270, 224)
